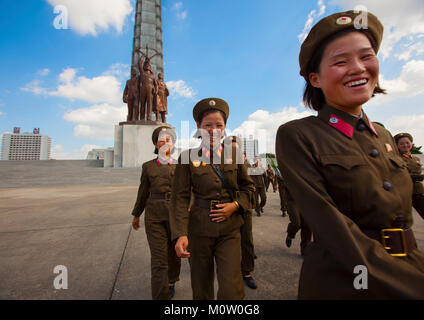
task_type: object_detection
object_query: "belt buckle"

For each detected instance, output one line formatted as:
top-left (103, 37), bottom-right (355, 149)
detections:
top-left (210, 200), bottom-right (220, 211)
top-left (381, 228), bottom-right (407, 257)
top-left (165, 192), bottom-right (171, 201)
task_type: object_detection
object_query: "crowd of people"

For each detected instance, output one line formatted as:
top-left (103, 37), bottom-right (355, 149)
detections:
top-left (129, 9), bottom-right (424, 300)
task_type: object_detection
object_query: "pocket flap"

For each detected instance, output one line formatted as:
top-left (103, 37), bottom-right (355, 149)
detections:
top-left (319, 154), bottom-right (366, 170)
top-left (387, 154), bottom-right (407, 168)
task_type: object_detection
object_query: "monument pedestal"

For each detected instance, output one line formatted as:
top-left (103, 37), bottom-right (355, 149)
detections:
top-left (114, 123), bottom-right (171, 168)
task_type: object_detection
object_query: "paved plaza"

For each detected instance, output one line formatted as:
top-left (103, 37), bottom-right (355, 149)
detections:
top-left (0, 160), bottom-right (423, 300)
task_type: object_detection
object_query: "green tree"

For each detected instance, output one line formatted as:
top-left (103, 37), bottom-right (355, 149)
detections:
top-left (411, 145), bottom-right (422, 155)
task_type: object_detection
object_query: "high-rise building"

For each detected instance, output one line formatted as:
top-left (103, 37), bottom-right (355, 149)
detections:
top-left (241, 137), bottom-right (259, 163)
top-left (1, 131), bottom-right (51, 160)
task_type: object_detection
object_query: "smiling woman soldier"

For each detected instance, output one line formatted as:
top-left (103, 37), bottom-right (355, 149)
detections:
top-left (394, 133), bottom-right (424, 219)
top-left (276, 10), bottom-right (424, 299)
top-left (171, 98), bottom-right (255, 300)
top-left (131, 126), bottom-right (181, 300)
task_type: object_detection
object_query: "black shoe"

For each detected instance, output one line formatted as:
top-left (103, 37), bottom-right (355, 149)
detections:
top-left (169, 285), bottom-right (175, 299)
top-left (254, 253), bottom-right (257, 259)
top-left (260, 207), bottom-right (264, 213)
top-left (243, 276), bottom-right (258, 290)
top-left (285, 237), bottom-right (292, 248)
top-left (256, 212), bottom-right (261, 217)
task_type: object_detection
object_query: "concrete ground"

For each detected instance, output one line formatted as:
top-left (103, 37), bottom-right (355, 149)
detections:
top-left (0, 160), bottom-right (423, 300)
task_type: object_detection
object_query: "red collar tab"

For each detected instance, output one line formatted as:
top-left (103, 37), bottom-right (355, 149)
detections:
top-left (328, 114), bottom-right (354, 139)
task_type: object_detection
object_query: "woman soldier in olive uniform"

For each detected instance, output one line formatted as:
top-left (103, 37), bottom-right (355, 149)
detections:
top-left (276, 11), bottom-right (424, 299)
top-left (131, 126), bottom-right (181, 300)
top-left (171, 98), bottom-right (255, 300)
top-left (394, 133), bottom-right (424, 219)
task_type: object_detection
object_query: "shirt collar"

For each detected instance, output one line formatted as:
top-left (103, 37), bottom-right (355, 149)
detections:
top-left (156, 157), bottom-right (173, 166)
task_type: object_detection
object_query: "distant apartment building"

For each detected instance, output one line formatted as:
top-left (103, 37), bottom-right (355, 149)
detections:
top-left (1, 129), bottom-right (51, 160)
top-left (241, 137), bottom-right (259, 163)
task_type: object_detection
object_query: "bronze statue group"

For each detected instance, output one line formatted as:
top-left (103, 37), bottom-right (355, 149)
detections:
top-left (123, 46), bottom-right (169, 124)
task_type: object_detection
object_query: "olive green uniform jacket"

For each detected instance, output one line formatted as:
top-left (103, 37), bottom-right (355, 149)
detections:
top-left (276, 104), bottom-right (424, 299)
top-left (401, 154), bottom-right (424, 219)
top-left (170, 146), bottom-right (255, 300)
top-left (171, 147), bottom-right (255, 239)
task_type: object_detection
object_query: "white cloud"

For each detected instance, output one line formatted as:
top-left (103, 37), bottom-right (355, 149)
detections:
top-left (395, 42), bottom-right (424, 61)
top-left (330, 0), bottom-right (424, 60)
top-left (0, 111), bottom-right (4, 116)
top-left (47, 0), bottom-right (133, 36)
top-left (172, 1), bottom-right (188, 20)
top-left (369, 59), bottom-right (424, 105)
top-left (50, 67), bottom-right (123, 104)
top-left (386, 113), bottom-right (424, 147)
top-left (103, 63), bottom-right (130, 82)
top-left (232, 107), bottom-right (315, 154)
top-left (20, 80), bottom-right (48, 95)
top-left (298, 0), bottom-right (326, 43)
top-left (21, 64), bottom-right (129, 141)
top-left (37, 68), bottom-right (50, 76)
top-left (64, 103), bottom-right (126, 140)
top-left (166, 80), bottom-right (196, 98)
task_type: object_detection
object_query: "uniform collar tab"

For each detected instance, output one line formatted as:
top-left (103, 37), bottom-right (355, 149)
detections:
top-left (328, 114), bottom-right (354, 139)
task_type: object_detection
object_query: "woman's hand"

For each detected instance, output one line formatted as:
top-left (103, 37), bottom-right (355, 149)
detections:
top-left (209, 202), bottom-right (238, 223)
top-left (175, 236), bottom-right (190, 258)
top-left (132, 217), bottom-right (140, 230)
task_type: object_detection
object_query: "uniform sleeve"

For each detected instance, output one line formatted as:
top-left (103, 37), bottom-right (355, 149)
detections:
top-left (131, 163), bottom-right (150, 218)
top-left (236, 163), bottom-right (255, 212)
top-left (276, 123), bottom-right (424, 297)
top-left (170, 154), bottom-right (192, 240)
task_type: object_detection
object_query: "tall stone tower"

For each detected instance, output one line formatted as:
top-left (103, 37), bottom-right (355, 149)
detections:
top-left (132, 0), bottom-right (164, 76)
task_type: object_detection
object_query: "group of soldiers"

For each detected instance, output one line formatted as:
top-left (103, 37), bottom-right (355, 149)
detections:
top-left (250, 160), bottom-right (312, 256)
top-left (123, 47), bottom-right (170, 123)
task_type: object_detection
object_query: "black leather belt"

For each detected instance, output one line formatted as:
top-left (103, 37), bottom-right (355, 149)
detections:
top-left (150, 192), bottom-right (171, 201)
top-left (361, 228), bottom-right (417, 257)
top-left (194, 198), bottom-right (232, 210)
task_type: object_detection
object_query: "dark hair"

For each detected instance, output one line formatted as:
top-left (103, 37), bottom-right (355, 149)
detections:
top-left (198, 109), bottom-right (227, 125)
top-left (303, 29), bottom-right (386, 111)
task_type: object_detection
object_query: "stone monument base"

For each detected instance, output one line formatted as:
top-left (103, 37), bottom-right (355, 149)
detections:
top-left (114, 123), bottom-right (172, 168)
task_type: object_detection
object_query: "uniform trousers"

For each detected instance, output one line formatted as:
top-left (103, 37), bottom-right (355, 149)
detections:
top-left (145, 219), bottom-right (181, 300)
top-left (254, 187), bottom-right (267, 213)
top-left (240, 210), bottom-right (254, 276)
top-left (188, 230), bottom-right (245, 300)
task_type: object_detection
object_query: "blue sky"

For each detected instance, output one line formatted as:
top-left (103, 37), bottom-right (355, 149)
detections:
top-left (1, 0), bottom-right (424, 159)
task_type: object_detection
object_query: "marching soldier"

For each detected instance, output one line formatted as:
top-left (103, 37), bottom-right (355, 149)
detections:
top-left (275, 171), bottom-right (287, 216)
top-left (394, 133), bottom-right (424, 219)
top-left (276, 10), bottom-right (424, 298)
top-left (250, 159), bottom-right (267, 216)
top-left (131, 126), bottom-right (181, 300)
top-left (265, 165), bottom-right (276, 192)
top-left (171, 98), bottom-right (255, 300)
top-left (225, 137), bottom-right (258, 290)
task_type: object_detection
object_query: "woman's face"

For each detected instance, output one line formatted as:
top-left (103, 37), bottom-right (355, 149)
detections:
top-left (309, 32), bottom-right (379, 115)
top-left (197, 111), bottom-right (226, 148)
top-left (397, 137), bottom-right (413, 154)
top-left (156, 133), bottom-right (173, 157)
